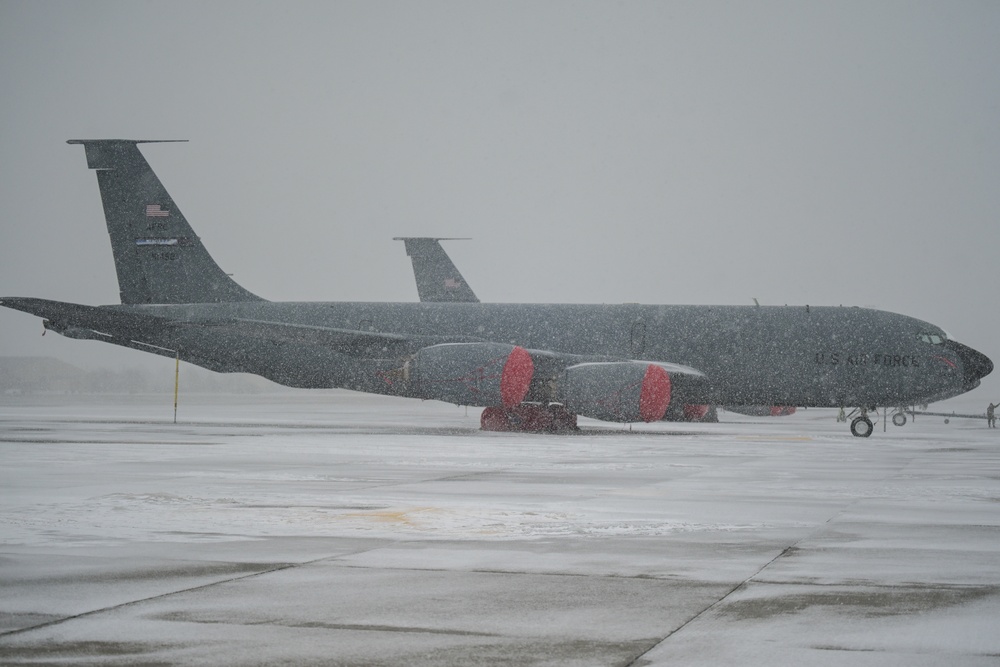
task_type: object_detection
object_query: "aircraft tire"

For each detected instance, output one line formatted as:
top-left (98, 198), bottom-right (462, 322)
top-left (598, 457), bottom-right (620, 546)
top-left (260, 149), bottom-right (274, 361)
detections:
top-left (892, 413), bottom-right (907, 427)
top-left (481, 406), bottom-right (513, 432)
top-left (850, 416), bottom-right (874, 438)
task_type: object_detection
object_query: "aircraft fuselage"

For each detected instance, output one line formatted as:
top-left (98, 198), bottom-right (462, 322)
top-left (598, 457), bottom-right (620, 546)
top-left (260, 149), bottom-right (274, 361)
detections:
top-left (119, 300), bottom-right (975, 409)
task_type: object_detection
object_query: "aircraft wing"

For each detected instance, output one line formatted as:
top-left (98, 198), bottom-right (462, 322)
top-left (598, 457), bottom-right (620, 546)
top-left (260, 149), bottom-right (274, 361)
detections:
top-left (0, 297), bottom-right (480, 359)
top-left (190, 318), bottom-right (483, 357)
top-left (2, 296), bottom-right (712, 415)
top-left (1, 298), bottom-right (707, 378)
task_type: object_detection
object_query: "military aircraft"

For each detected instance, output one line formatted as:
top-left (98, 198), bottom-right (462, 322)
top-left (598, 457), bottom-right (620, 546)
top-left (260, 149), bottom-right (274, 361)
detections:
top-left (1, 140), bottom-right (992, 436)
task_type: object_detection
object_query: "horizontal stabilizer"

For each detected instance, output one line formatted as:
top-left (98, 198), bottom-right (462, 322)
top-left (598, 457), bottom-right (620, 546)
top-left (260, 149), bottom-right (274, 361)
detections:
top-left (67, 140), bottom-right (188, 170)
top-left (0, 297), bottom-right (169, 337)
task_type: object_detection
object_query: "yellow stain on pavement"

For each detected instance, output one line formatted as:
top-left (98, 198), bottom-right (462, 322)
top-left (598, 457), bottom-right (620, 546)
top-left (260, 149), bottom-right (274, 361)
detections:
top-left (340, 507), bottom-right (438, 526)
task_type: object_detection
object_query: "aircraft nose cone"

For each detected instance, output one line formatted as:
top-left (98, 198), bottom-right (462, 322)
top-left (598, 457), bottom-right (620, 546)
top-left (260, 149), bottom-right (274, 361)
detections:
top-left (946, 340), bottom-right (993, 387)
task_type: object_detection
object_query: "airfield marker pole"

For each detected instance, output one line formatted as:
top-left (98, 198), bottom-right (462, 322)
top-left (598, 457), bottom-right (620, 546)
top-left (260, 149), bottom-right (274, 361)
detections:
top-left (173, 352), bottom-right (179, 424)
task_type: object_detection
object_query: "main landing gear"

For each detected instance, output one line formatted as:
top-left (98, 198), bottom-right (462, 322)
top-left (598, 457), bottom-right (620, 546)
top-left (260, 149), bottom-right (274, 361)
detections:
top-left (481, 404), bottom-right (579, 432)
top-left (842, 407), bottom-right (876, 437)
top-left (850, 412), bottom-right (874, 438)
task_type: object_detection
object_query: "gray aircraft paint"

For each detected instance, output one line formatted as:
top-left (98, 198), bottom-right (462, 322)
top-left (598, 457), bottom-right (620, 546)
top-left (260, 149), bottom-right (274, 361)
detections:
top-left (5, 296), bottom-right (988, 413)
top-left (393, 228), bottom-right (947, 418)
top-left (394, 237), bottom-right (479, 303)
top-left (108, 300), bottom-right (988, 407)
top-left (1, 141), bottom-right (992, 431)
top-left (66, 140), bottom-right (262, 305)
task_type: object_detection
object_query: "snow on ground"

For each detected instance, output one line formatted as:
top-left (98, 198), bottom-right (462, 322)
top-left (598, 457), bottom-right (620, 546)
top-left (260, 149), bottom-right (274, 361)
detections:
top-left (1, 391), bottom-right (999, 665)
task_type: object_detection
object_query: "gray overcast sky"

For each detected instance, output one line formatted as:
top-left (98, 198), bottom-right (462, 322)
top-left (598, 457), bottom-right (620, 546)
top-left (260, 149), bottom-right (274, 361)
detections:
top-left (2, 1), bottom-right (999, 398)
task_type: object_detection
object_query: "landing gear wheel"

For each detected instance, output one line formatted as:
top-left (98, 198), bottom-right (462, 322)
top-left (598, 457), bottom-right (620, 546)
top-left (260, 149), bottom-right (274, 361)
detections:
top-left (481, 406), bottom-right (513, 431)
top-left (892, 413), bottom-right (907, 427)
top-left (850, 416), bottom-right (874, 438)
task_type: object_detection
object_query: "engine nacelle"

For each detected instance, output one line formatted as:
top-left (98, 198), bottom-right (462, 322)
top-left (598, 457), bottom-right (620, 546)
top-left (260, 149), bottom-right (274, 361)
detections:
top-left (560, 362), bottom-right (671, 423)
top-left (411, 343), bottom-right (534, 408)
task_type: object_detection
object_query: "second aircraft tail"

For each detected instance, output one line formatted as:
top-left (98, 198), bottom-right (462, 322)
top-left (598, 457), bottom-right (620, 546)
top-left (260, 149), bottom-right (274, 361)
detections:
top-left (68, 139), bottom-right (263, 304)
top-left (394, 237), bottom-right (479, 303)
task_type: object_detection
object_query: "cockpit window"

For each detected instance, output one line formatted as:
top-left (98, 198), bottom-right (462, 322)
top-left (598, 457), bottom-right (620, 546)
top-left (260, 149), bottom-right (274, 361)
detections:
top-left (918, 333), bottom-right (945, 345)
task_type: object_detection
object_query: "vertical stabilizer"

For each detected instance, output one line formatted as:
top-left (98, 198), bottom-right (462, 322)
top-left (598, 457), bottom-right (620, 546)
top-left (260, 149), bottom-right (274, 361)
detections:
top-left (394, 237), bottom-right (479, 303)
top-left (68, 140), bottom-right (263, 304)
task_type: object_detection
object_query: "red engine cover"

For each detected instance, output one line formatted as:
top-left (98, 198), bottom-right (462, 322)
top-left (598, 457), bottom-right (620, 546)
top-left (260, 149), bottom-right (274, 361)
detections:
top-left (639, 364), bottom-right (672, 422)
top-left (562, 362), bottom-right (672, 423)
top-left (500, 346), bottom-right (534, 407)
top-left (415, 343), bottom-right (534, 408)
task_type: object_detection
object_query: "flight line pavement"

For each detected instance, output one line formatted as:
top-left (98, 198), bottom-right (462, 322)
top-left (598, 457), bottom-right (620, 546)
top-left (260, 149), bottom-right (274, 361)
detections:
top-left (1, 391), bottom-right (999, 665)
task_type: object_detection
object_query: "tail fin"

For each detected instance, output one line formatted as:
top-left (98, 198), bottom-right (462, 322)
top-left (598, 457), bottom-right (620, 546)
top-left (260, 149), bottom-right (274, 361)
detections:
top-left (394, 237), bottom-right (479, 303)
top-left (68, 140), bottom-right (263, 304)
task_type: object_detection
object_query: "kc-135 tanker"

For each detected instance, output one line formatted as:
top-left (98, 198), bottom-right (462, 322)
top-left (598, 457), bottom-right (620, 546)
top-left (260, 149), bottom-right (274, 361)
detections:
top-left (1, 141), bottom-right (991, 436)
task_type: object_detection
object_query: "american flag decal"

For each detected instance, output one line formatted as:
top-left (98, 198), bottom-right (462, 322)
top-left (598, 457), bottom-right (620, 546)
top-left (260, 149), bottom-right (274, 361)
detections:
top-left (443, 278), bottom-right (461, 289)
top-left (145, 204), bottom-right (169, 217)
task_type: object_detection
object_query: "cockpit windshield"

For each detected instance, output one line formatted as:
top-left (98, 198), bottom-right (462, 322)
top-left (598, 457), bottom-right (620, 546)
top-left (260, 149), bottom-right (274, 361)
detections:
top-left (918, 332), bottom-right (947, 345)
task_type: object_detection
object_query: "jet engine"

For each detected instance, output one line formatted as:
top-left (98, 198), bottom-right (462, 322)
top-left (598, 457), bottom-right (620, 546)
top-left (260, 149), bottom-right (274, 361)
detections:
top-left (411, 342), bottom-right (534, 408)
top-left (560, 362), bottom-right (671, 423)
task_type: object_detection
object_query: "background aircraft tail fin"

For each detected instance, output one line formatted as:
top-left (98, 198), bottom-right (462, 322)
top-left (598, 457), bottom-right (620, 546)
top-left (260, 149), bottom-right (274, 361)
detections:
top-left (67, 140), bottom-right (263, 304)
top-left (394, 237), bottom-right (479, 303)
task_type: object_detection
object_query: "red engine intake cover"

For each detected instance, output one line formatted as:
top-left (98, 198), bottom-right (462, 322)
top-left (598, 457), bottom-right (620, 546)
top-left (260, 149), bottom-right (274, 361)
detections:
top-left (562, 361), bottom-right (674, 423)
top-left (639, 364), bottom-right (672, 422)
top-left (500, 346), bottom-right (534, 408)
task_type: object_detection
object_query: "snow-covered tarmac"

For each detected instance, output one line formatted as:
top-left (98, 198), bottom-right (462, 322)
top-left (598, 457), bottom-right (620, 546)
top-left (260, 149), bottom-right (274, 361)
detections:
top-left (1, 392), bottom-right (999, 665)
